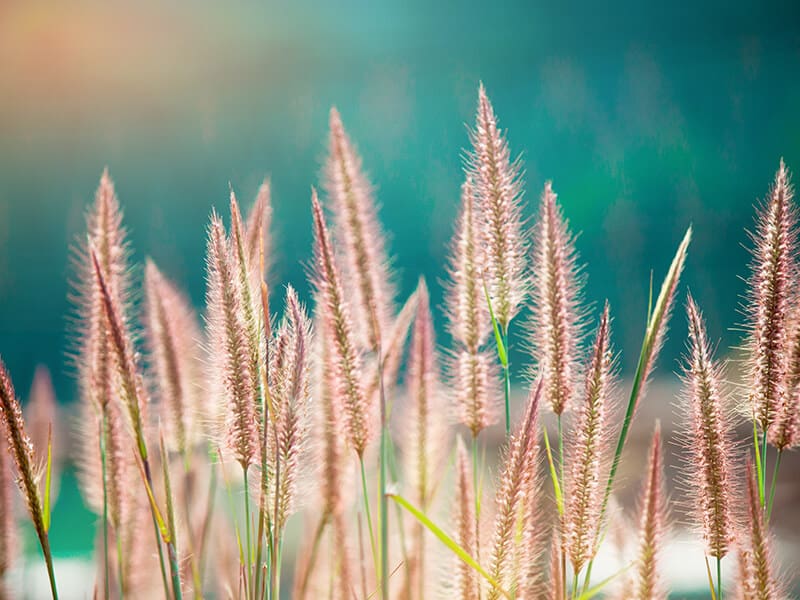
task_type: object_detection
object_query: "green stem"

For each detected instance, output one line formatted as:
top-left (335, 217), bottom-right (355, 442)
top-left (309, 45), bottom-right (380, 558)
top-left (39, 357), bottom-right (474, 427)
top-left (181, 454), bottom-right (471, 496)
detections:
top-left (378, 347), bottom-right (389, 600)
top-left (359, 455), bottom-right (379, 580)
top-left (243, 465), bottom-right (252, 596)
top-left (765, 450), bottom-right (782, 523)
top-left (39, 532), bottom-right (59, 600)
top-left (99, 416), bottom-right (110, 600)
top-left (557, 415), bottom-right (565, 493)
top-left (502, 329), bottom-right (511, 437)
top-left (760, 431), bottom-right (768, 508)
top-left (143, 459), bottom-right (170, 600)
top-left (716, 555), bottom-right (722, 600)
top-left (752, 420), bottom-right (765, 507)
top-left (471, 434), bottom-right (482, 600)
top-left (571, 568), bottom-right (579, 600)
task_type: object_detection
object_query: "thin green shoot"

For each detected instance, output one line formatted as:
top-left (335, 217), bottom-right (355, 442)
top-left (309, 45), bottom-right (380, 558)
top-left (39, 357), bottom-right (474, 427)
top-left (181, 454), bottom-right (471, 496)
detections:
top-left (542, 426), bottom-right (563, 516)
top-left (704, 556), bottom-right (718, 600)
top-left (359, 455), bottom-right (379, 582)
top-left (752, 419), bottom-right (765, 507)
top-left (766, 450), bottom-right (783, 522)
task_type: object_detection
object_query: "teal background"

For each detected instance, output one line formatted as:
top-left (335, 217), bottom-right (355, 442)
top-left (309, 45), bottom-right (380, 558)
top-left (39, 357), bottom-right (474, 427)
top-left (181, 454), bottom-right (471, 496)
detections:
top-left (0, 0), bottom-right (799, 573)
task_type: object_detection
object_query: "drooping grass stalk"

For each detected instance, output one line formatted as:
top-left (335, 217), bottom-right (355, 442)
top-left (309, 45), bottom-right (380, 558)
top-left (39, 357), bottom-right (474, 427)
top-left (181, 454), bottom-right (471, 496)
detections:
top-left (765, 450), bottom-right (782, 522)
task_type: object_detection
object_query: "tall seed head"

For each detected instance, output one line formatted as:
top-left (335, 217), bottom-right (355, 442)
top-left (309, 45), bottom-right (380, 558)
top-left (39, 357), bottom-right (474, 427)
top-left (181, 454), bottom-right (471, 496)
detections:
top-left (452, 437), bottom-right (477, 600)
top-left (528, 181), bottom-right (585, 415)
top-left (468, 84), bottom-right (528, 331)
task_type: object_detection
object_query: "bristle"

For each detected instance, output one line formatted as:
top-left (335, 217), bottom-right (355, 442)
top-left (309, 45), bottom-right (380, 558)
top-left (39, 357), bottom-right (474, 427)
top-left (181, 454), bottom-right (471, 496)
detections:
top-left (453, 349), bottom-right (498, 437)
top-left (745, 160), bottom-right (796, 434)
top-left (528, 181), bottom-right (585, 415)
top-left (270, 286), bottom-right (313, 531)
top-left (486, 379), bottom-right (542, 600)
top-left (205, 213), bottom-right (259, 468)
top-left (565, 302), bottom-right (614, 573)
top-left (453, 437), bottom-right (478, 600)
top-left (325, 107), bottom-right (395, 352)
top-left (311, 189), bottom-right (371, 457)
top-left (633, 423), bottom-right (667, 600)
top-left (768, 306), bottom-right (800, 449)
top-left (0, 358), bottom-right (48, 557)
top-left (680, 295), bottom-right (736, 559)
top-left (468, 84), bottom-right (527, 331)
top-left (245, 178), bottom-right (273, 276)
top-left (741, 459), bottom-right (780, 599)
top-left (446, 177), bottom-right (490, 353)
top-left (404, 278), bottom-right (447, 596)
top-left (144, 261), bottom-right (204, 456)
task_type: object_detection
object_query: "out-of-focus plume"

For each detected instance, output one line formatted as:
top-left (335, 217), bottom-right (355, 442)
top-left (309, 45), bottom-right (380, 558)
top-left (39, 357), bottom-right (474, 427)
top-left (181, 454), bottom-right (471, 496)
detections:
top-left (486, 380), bottom-right (542, 600)
top-left (632, 423), bottom-right (667, 600)
top-left (245, 178), bottom-right (273, 278)
top-left (205, 213), bottom-right (259, 468)
top-left (528, 181), bottom-right (585, 415)
top-left (565, 302), bottom-right (614, 573)
top-left (144, 261), bottom-right (204, 456)
top-left (744, 160), bottom-right (796, 435)
top-left (403, 278), bottom-right (447, 597)
top-left (311, 190), bottom-right (371, 457)
top-left (25, 366), bottom-right (62, 502)
top-left (324, 108), bottom-right (395, 352)
top-left (467, 84), bottom-right (527, 331)
top-left (452, 437), bottom-right (477, 600)
top-left (679, 295), bottom-right (736, 559)
top-left (0, 452), bottom-right (15, 580)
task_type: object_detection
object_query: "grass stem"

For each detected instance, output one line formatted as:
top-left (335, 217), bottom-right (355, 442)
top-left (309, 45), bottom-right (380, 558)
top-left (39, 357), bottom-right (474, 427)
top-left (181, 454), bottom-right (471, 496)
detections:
top-left (243, 465), bottom-right (252, 596)
top-left (359, 455), bottom-right (379, 581)
top-left (766, 450), bottom-right (782, 522)
top-left (99, 416), bottom-right (110, 600)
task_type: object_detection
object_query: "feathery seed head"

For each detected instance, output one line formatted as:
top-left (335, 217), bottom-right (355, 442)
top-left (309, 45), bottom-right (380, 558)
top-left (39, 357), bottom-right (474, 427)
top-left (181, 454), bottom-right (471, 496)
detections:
top-left (453, 436), bottom-right (478, 600)
top-left (680, 294), bottom-right (736, 559)
top-left (745, 160), bottom-right (796, 434)
top-left (741, 459), bottom-right (781, 599)
top-left (205, 213), bottom-right (259, 468)
top-left (453, 349), bottom-right (498, 438)
top-left (566, 302), bottom-right (614, 573)
top-left (144, 260), bottom-right (204, 455)
top-left (468, 84), bottom-right (528, 331)
top-left (245, 178), bottom-right (273, 276)
top-left (311, 189), bottom-right (371, 456)
top-left (325, 107), bottom-right (395, 352)
top-left (0, 452), bottom-right (15, 577)
top-left (633, 423), bottom-right (668, 600)
top-left (447, 176), bottom-right (490, 352)
top-left (487, 379), bottom-right (542, 600)
top-left (768, 305), bottom-right (800, 449)
top-left (529, 181), bottom-right (585, 415)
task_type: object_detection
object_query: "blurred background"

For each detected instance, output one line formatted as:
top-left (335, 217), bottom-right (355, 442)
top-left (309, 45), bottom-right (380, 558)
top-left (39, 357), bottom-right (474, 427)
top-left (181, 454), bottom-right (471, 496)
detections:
top-left (0, 0), bottom-right (799, 597)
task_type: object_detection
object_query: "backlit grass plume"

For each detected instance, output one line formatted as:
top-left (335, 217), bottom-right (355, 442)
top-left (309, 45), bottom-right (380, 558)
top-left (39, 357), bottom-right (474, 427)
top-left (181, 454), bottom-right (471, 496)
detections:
top-left (145, 260), bottom-right (204, 457)
top-left (325, 108), bottom-right (395, 352)
top-left (565, 302), bottom-right (614, 574)
top-left (205, 212), bottom-right (259, 468)
top-left (768, 306), bottom-right (800, 450)
top-left (679, 294), bottom-right (736, 562)
top-left (452, 437), bottom-right (478, 600)
top-left (528, 181), bottom-right (585, 416)
top-left (486, 379), bottom-right (542, 600)
top-left (468, 84), bottom-right (528, 332)
top-left (632, 423), bottom-right (667, 600)
top-left (245, 177), bottom-right (273, 276)
top-left (446, 177), bottom-right (497, 435)
top-left (739, 459), bottom-right (781, 599)
top-left (744, 160), bottom-right (796, 436)
top-left (0, 357), bottom-right (58, 599)
top-left (311, 189), bottom-right (371, 457)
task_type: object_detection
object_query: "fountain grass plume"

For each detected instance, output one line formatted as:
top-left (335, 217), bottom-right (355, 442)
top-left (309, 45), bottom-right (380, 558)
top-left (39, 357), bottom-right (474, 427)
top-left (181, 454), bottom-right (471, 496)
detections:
top-left (744, 160), bottom-right (796, 436)
top-left (245, 178), bottom-right (273, 276)
top-left (325, 107), bottom-right (395, 352)
top-left (453, 437), bottom-right (478, 600)
top-left (205, 213), bottom-right (259, 469)
top-left (768, 306), bottom-right (800, 450)
top-left (486, 379), bottom-right (542, 600)
top-left (632, 423), bottom-right (667, 600)
top-left (447, 177), bottom-right (498, 435)
top-left (145, 260), bottom-right (204, 457)
top-left (565, 301), bottom-right (614, 574)
top-left (310, 189), bottom-right (371, 457)
top-left (528, 181), bottom-right (585, 416)
top-left (679, 294), bottom-right (737, 560)
top-left (740, 459), bottom-right (781, 599)
top-left (0, 451), bottom-right (15, 581)
top-left (468, 84), bottom-right (528, 332)
top-left (0, 357), bottom-right (58, 599)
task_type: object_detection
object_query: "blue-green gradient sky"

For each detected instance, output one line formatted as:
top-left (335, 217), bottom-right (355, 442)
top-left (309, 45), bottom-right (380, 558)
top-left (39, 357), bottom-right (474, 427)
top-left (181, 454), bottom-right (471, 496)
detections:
top-left (1, 0), bottom-right (799, 405)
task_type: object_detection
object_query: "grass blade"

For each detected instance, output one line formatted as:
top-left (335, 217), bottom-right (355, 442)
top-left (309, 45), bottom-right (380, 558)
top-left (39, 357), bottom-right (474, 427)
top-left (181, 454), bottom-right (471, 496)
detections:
top-left (388, 492), bottom-right (511, 599)
top-left (43, 424), bottom-right (53, 533)
top-left (576, 563), bottom-right (632, 600)
top-left (542, 426), bottom-right (563, 517)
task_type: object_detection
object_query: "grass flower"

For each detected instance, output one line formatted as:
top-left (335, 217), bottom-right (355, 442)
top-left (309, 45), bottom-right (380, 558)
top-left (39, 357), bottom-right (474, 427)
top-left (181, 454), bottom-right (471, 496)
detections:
top-left (632, 423), bottom-right (668, 600)
top-left (528, 181), bottom-right (585, 416)
top-left (452, 437), bottom-right (478, 600)
top-left (245, 177), bottom-right (273, 276)
top-left (679, 295), bottom-right (737, 562)
top-left (468, 83), bottom-right (527, 332)
top-left (565, 302), bottom-right (614, 574)
top-left (739, 459), bottom-right (781, 599)
top-left (744, 160), bottom-right (796, 436)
